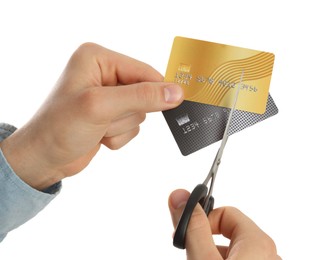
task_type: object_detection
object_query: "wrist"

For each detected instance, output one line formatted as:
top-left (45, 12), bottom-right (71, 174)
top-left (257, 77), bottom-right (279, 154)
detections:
top-left (0, 126), bottom-right (64, 191)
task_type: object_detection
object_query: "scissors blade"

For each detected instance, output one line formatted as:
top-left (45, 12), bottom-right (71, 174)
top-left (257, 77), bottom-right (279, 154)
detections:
top-left (204, 70), bottom-right (244, 186)
top-left (219, 69), bottom-right (244, 154)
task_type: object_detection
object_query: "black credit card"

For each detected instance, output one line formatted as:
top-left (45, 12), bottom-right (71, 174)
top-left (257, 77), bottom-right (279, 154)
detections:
top-left (162, 94), bottom-right (278, 156)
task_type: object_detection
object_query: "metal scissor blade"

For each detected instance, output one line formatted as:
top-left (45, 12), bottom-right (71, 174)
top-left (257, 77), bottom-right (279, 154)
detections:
top-left (216, 70), bottom-right (244, 159)
top-left (204, 70), bottom-right (244, 187)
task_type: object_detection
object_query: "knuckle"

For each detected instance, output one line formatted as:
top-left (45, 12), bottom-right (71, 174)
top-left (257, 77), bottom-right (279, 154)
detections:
top-left (76, 42), bottom-right (99, 55)
top-left (71, 42), bottom-right (103, 62)
top-left (223, 206), bottom-right (242, 215)
top-left (105, 127), bottom-right (140, 150)
top-left (136, 112), bottom-right (146, 124)
top-left (105, 139), bottom-right (121, 150)
top-left (261, 235), bottom-right (278, 253)
top-left (135, 84), bottom-right (157, 108)
top-left (77, 88), bottom-right (104, 121)
top-left (103, 136), bottom-right (123, 150)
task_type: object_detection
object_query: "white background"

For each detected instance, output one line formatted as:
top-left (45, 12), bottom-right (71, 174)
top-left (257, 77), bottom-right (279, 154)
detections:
top-left (0, 0), bottom-right (319, 259)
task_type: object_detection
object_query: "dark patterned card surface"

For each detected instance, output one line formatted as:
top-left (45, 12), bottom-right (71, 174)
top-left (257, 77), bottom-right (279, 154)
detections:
top-left (162, 94), bottom-right (278, 156)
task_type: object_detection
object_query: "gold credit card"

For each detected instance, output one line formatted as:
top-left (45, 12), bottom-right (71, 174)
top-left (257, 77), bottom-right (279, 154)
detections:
top-left (164, 36), bottom-right (275, 114)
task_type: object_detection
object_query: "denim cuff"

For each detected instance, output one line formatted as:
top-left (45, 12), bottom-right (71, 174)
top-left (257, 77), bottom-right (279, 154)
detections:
top-left (0, 122), bottom-right (61, 242)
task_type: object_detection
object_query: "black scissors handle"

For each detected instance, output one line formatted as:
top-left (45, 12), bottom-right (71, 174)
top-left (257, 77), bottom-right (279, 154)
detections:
top-left (173, 184), bottom-right (214, 249)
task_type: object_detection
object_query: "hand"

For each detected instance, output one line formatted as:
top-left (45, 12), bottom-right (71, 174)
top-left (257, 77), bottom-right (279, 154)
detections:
top-left (168, 189), bottom-right (281, 260)
top-left (0, 43), bottom-right (183, 190)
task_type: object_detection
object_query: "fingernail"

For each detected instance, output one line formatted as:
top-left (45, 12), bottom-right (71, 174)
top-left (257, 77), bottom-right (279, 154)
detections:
top-left (170, 190), bottom-right (189, 209)
top-left (164, 84), bottom-right (183, 103)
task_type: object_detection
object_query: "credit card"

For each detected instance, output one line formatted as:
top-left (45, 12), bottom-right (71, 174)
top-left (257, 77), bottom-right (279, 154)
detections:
top-left (165, 36), bottom-right (275, 114)
top-left (163, 94), bottom-right (278, 156)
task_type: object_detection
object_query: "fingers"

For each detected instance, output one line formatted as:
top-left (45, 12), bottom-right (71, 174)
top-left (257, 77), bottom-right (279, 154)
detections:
top-left (72, 43), bottom-right (184, 114)
top-left (101, 112), bottom-right (145, 150)
top-left (101, 126), bottom-right (140, 150)
top-left (59, 42), bottom-right (184, 124)
top-left (168, 189), bottom-right (190, 227)
top-left (66, 42), bottom-right (164, 88)
top-left (100, 82), bottom-right (184, 117)
top-left (76, 82), bottom-right (183, 125)
top-left (104, 112), bottom-right (146, 137)
top-left (168, 189), bottom-right (222, 260)
top-left (208, 207), bottom-right (280, 259)
top-left (169, 190), bottom-right (280, 260)
top-left (97, 46), bottom-right (164, 85)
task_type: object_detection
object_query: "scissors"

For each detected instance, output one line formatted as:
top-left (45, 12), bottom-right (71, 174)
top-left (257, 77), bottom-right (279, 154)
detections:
top-left (173, 71), bottom-right (243, 249)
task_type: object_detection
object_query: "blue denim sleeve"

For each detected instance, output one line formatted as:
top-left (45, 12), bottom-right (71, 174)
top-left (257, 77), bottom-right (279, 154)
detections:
top-left (0, 123), bottom-right (61, 242)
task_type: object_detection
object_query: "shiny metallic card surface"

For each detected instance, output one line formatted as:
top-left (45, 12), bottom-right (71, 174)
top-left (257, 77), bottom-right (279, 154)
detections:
top-left (165, 36), bottom-right (275, 114)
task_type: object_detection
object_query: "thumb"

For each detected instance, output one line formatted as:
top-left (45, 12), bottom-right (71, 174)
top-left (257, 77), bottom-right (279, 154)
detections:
top-left (100, 82), bottom-right (184, 117)
top-left (168, 189), bottom-right (223, 260)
